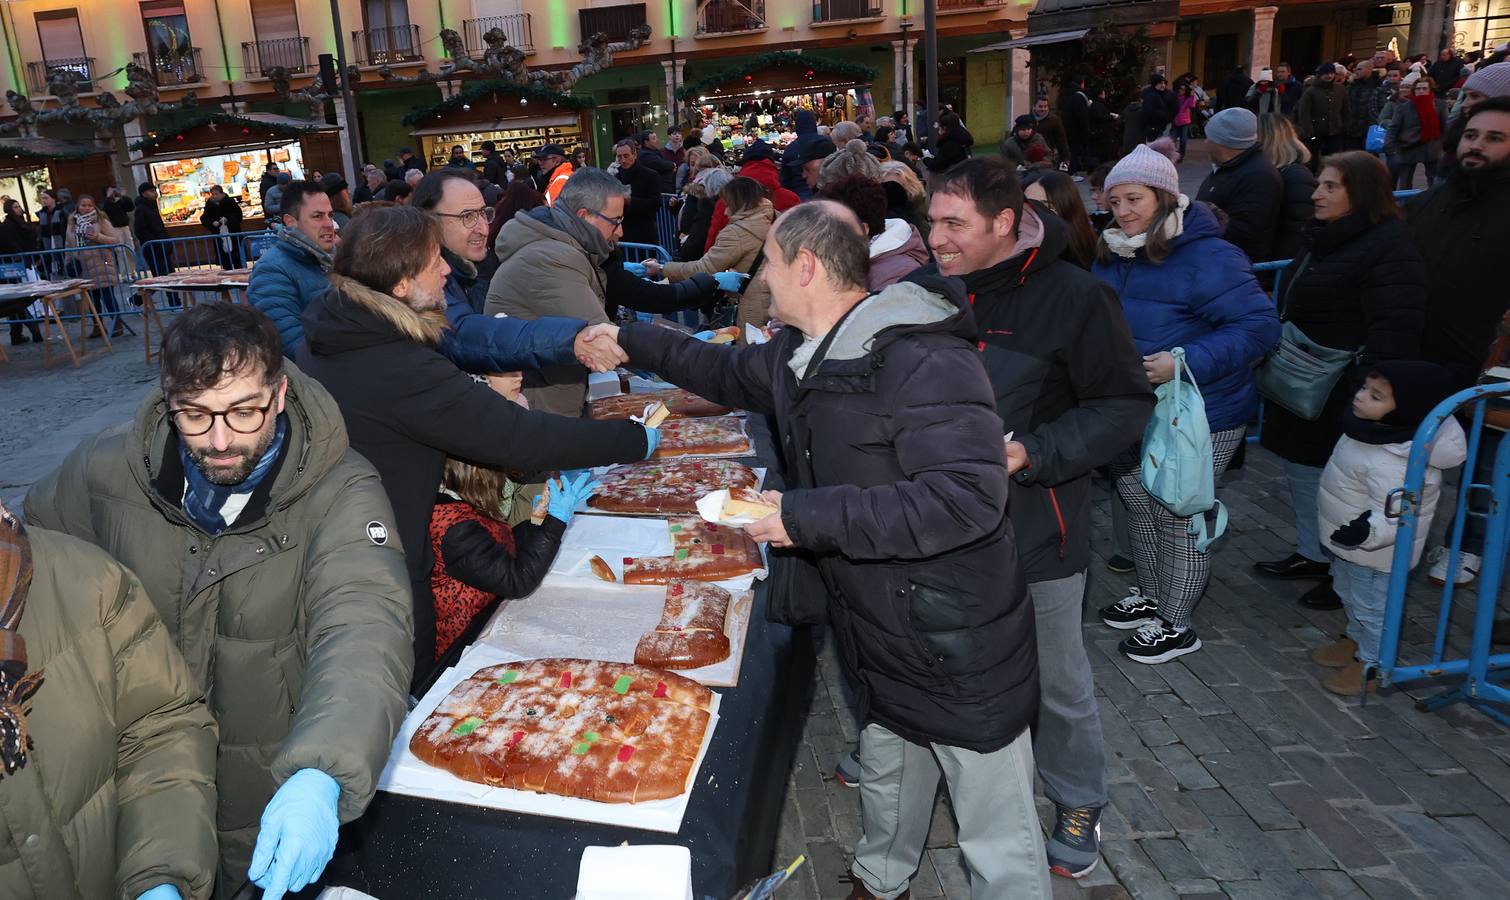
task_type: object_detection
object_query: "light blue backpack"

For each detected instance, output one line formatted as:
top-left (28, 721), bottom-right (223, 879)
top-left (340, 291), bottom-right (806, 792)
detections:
top-left (1141, 347), bottom-right (1227, 552)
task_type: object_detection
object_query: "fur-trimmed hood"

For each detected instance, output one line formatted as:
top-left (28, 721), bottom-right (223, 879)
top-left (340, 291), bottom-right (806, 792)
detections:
top-left (302, 273), bottom-right (449, 354)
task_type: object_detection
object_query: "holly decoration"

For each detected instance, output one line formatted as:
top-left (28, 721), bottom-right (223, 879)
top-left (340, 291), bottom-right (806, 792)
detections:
top-left (1032, 24), bottom-right (1156, 111)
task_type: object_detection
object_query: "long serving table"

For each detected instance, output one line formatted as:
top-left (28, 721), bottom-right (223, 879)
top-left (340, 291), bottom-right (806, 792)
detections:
top-left (0, 278), bottom-right (110, 368)
top-left (133, 270), bottom-right (251, 364)
top-left (317, 413), bottom-right (818, 899)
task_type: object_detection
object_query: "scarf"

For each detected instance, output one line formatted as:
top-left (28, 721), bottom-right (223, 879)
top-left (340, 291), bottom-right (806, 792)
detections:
top-left (180, 414), bottom-right (288, 535)
top-left (1412, 94), bottom-right (1442, 142)
top-left (72, 207), bottom-right (98, 243)
top-left (532, 204), bottom-right (612, 267)
top-left (0, 504), bottom-right (41, 779)
top-left (279, 225), bottom-right (334, 272)
top-left (1101, 194), bottom-right (1190, 258)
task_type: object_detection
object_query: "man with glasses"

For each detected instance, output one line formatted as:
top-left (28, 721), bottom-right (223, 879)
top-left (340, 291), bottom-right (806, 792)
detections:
top-left (25, 301), bottom-right (413, 900)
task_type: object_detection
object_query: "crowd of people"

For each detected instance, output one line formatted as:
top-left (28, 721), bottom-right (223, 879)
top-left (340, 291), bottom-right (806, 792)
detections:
top-left (3, 42), bottom-right (1508, 900)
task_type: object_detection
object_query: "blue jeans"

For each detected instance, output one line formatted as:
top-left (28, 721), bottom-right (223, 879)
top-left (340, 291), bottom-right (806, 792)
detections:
top-left (1171, 123), bottom-right (1190, 159)
top-left (1285, 460), bottom-right (1326, 563)
top-left (1332, 558), bottom-right (1391, 664)
top-left (1028, 572), bottom-right (1106, 809)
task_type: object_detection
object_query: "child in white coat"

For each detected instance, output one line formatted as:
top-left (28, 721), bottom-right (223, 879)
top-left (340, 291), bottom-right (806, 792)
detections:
top-left (1314, 360), bottom-right (1466, 695)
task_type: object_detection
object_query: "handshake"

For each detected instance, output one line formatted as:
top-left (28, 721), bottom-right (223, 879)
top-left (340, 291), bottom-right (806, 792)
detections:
top-left (572, 322), bottom-right (626, 373)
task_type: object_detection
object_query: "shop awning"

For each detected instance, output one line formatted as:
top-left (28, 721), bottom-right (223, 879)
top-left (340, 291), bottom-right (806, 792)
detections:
top-left (0, 135), bottom-right (113, 173)
top-left (409, 113), bottom-right (579, 137)
top-left (129, 111), bottom-right (338, 159)
top-left (969, 29), bottom-right (1089, 53)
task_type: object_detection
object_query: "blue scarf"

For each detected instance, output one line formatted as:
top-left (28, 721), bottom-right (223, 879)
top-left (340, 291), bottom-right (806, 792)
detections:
top-left (180, 415), bottom-right (288, 535)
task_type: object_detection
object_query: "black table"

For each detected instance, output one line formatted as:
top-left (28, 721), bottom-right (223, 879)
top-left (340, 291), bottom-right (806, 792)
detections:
top-left (317, 419), bottom-right (816, 899)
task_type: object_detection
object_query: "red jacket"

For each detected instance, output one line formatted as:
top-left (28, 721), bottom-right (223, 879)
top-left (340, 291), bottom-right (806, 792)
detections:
top-left (704, 158), bottom-right (799, 252)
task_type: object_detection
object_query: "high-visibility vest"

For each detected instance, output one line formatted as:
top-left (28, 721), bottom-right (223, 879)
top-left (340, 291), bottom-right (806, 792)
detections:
top-left (544, 162), bottom-right (574, 206)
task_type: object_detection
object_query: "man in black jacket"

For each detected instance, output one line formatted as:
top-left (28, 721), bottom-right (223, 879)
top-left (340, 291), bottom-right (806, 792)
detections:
top-left (592, 201), bottom-right (1049, 900)
top-left (613, 138), bottom-right (664, 246)
top-left (101, 186), bottom-right (133, 228)
top-left (133, 182), bottom-right (174, 284)
top-left (1062, 75), bottom-right (1094, 173)
top-left (634, 129), bottom-right (677, 193)
top-left (1196, 107), bottom-right (1284, 260)
top-left (923, 158), bottom-right (1153, 880)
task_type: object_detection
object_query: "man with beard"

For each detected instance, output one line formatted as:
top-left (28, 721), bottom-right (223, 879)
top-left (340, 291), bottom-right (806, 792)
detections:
top-left (25, 302), bottom-right (413, 898)
top-left (1409, 98), bottom-right (1510, 594)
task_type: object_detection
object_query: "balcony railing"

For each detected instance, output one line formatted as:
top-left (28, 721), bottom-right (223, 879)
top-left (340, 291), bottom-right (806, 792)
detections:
top-left (25, 56), bottom-right (95, 95)
top-left (132, 47), bottom-right (203, 85)
top-left (353, 24), bottom-right (423, 66)
top-left (697, 0), bottom-right (766, 35)
top-left (579, 3), bottom-right (647, 44)
top-left (242, 36), bottom-right (310, 76)
top-left (812, 0), bottom-right (884, 22)
top-left (462, 14), bottom-right (533, 55)
top-left (937, 0), bottom-right (1004, 8)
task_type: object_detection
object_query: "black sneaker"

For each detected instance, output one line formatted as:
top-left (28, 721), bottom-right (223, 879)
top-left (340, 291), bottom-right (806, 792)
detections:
top-left (1047, 804), bottom-right (1102, 879)
top-left (1120, 619), bottom-right (1201, 664)
top-left (834, 749), bottom-right (861, 787)
top-left (1099, 588), bottom-right (1157, 630)
top-left (1105, 553), bottom-right (1135, 574)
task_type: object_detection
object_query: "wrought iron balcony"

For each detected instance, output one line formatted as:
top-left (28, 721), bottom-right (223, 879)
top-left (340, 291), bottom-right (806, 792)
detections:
top-left (132, 47), bottom-right (203, 85)
top-left (242, 36), bottom-right (311, 76)
top-left (937, 0), bottom-right (1005, 9)
top-left (579, 3), bottom-right (647, 44)
top-left (462, 14), bottom-right (533, 55)
top-left (697, 0), bottom-right (767, 35)
top-left (352, 24), bottom-right (423, 66)
top-left (25, 56), bottom-right (95, 95)
top-left (812, 0), bottom-right (884, 22)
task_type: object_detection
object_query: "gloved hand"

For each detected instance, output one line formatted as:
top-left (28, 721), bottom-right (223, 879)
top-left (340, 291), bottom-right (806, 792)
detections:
top-left (693, 330), bottom-right (717, 342)
top-left (642, 425), bottom-right (661, 459)
top-left (136, 886), bottom-right (181, 900)
top-left (248, 768), bottom-right (341, 900)
top-left (622, 261), bottom-right (647, 277)
top-left (713, 271), bottom-right (748, 292)
top-left (541, 471), bottom-right (599, 525)
top-left (1330, 510), bottom-right (1372, 548)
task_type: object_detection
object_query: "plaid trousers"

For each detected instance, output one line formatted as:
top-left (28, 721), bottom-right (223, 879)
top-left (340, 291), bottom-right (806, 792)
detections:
top-left (1111, 426), bottom-right (1245, 628)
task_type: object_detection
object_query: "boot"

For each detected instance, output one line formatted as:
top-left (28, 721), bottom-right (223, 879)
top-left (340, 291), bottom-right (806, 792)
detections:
top-left (1310, 636), bottom-right (1358, 668)
top-left (1324, 660), bottom-right (1377, 696)
top-left (1299, 579), bottom-right (1343, 610)
top-left (845, 876), bottom-right (911, 900)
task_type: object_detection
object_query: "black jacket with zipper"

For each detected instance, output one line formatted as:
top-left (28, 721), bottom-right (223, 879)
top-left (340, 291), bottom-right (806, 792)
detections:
top-left (619, 272), bottom-right (1037, 753)
top-left (921, 204), bottom-right (1154, 583)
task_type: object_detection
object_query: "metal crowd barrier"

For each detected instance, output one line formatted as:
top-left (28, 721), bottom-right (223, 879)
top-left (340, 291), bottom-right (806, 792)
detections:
top-left (1247, 258), bottom-right (1295, 445)
top-left (1376, 383), bottom-right (1510, 725)
top-left (136, 229), bottom-right (275, 274)
top-left (657, 193), bottom-right (679, 259)
top-left (0, 244), bottom-right (140, 329)
top-left (617, 242), bottom-right (670, 264)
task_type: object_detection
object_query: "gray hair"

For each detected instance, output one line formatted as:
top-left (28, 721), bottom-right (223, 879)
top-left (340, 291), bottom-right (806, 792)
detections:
top-left (771, 201), bottom-right (869, 292)
top-left (613, 138), bottom-right (640, 154)
top-left (831, 121), bottom-right (863, 143)
top-left (875, 116), bottom-right (895, 129)
top-left (404, 168), bottom-right (425, 187)
top-left (555, 166), bottom-right (630, 215)
top-left (817, 139), bottom-right (882, 190)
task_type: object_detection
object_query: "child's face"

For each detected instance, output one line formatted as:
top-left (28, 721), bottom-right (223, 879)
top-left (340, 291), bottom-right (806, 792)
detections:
top-left (1352, 375), bottom-right (1396, 421)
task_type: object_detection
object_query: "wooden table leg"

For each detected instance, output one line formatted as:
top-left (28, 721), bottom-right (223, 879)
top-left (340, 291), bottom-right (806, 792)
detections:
top-left (76, 286), bottom-right (112, 355)
top-left (141, 289), bottom-right (165, 364)
top-left (42, 294), bottom-right (80, 368)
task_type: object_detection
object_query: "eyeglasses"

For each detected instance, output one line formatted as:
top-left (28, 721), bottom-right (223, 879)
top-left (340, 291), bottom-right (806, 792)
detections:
top-left (588, 209), bottom-right (624, 230)
top-left (433, 207), bottom-right (496, 228)
top-left (168, 400), bottom-right (275, 436)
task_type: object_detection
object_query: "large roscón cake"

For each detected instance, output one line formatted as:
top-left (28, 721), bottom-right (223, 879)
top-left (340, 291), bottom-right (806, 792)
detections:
top-left (588, 459), bottom-right (758, 515)
top-left (651, 416), bottom-right (751, 459)
top-left (622, 518), bottom-right (764, 585)
top-left (588, 388), bottom-right (731, 421)
top-left (408, 658), bottom-right (714, 804)
top-left (634, 580), bottom-right (733, 670)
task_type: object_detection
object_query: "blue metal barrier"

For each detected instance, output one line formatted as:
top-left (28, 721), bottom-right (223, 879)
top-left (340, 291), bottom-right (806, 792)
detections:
top-left (1393, 189), bottom-right (1424, 200)
top-left (657, 193), bottom-right (679, 256)
top-left (618, 242), bottom-right (670, 264)
top-left (137, 229), bottom-right (274, 273)
top-left (1247, 258), bottom-right (1294, 445)
top-left (0, 244), bottom-right (139, 329)
top-left (1376, 383), bottom-right (1510, 725)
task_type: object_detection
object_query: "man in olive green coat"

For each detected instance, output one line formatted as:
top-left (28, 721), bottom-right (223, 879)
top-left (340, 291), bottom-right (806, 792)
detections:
top-left (1, 507), bottom-right (218, 900)
top-left (24, 303), bottom-right (413, 897)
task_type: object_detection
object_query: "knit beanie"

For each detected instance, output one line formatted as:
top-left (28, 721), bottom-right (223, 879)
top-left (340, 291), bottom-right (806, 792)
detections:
top-left (1464, 62), bottom-right (1510, 99)
top-left (1104, 144), bottom-right (1181, 196)
top-left (1205, 108), bottom-right (1259, 150)
top-left (1316, 62), bottom-right (1336, 78)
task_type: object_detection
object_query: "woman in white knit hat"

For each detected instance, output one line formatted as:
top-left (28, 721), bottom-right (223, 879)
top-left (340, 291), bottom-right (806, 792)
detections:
top-left (1091, 143), bottom-right (1280, 664)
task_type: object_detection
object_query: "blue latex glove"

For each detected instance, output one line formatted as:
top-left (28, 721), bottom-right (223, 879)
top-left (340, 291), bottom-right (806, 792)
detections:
top-left (713, 271), bottom-right (748, 292)
top-left (642, 425), bottom-right (660, 459)
top-left (248, 768), bottom-right (340, 900)
top-left (622, 261), bottom-right (648, 277)
top-left (541, 471), bottom-right (600, 524)
top-left (136, 886), bottom-right (181, 900)
top-left (692, 330), bottom-right (717, 342)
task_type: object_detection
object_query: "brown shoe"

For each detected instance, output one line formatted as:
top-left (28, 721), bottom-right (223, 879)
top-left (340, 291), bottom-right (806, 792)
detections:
top-left (1324, 660), bottom-right (1377, 696)
top-left (845, 877), bottom-right (910, 900)
top-left (1310, 636), bottom-right (1358, 668)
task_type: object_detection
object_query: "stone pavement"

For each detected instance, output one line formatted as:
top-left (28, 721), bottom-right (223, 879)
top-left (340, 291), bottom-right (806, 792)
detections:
top-left (773, 444), bottom-right (1510, 899)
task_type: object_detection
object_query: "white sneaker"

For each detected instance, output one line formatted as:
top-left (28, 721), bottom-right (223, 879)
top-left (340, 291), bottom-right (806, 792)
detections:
top-left (1427, 547), bottom-right (1480, 586)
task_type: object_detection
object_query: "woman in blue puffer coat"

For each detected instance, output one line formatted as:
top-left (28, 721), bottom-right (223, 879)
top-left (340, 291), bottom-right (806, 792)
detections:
top-left (1091, 144), bottom-right (1280, 665)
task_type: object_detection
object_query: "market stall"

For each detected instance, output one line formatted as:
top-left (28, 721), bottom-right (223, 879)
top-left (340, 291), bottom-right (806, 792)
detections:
top-left (678, 52), bottom-right (880, 163)
top-left (402, 80), bottom-right (595, 170)
top-left (0, 136), bottom-right (114, 219)
top-left (311, 388), bottom-right (815, 899)
top-left (126, 112), bottom-right (341, 228)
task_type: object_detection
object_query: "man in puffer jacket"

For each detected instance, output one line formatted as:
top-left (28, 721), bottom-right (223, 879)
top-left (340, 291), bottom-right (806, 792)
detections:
top-left (594, 201), bottom-right (1050, 900)
top-left (0, 508), bottom-right (218, 900)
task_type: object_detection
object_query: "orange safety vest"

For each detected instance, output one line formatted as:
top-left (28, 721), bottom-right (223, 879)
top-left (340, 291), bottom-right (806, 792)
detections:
top-left (544, 162), bottom-right (574, 206)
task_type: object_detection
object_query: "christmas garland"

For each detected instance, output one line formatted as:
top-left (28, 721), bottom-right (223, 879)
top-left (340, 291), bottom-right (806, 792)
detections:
top-left (128, 111), bottom-right (329, 153)
top-left (677, 52), bottom-right (880, 101)
top-left (401, 80), bottom-right (594, 126)
top-left (0, 137), bottom-right (107, 160)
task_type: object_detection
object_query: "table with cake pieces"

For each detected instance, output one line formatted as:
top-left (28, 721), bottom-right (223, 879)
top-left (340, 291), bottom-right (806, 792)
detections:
top-left (322, 377), bottom-right (816, 899)
top-left (132, 268), bottom-right (251, 364)
top-left (0, 278), bottom-right (111, 368)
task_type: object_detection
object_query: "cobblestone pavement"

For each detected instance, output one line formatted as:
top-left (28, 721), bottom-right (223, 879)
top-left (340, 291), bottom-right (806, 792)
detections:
top-left (775, 446), bottom-right (1510, 899)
